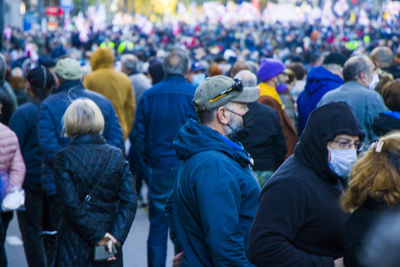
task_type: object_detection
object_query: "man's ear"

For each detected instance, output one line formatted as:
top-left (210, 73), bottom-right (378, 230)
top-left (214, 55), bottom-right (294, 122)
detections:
top-left (216, 106), bottom-right (230, 126)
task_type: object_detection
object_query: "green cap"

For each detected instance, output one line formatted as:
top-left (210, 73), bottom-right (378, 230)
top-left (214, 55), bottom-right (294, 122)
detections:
top-left (193, 75), bottom-right (260, 111)
top-left (55, 58), bottom-right (82, 81)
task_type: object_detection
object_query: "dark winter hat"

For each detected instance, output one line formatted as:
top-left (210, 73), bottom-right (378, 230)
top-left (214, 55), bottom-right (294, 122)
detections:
top-left (148, 57), bottom-right (164, 85)
top-left (191, 62), bottom-right (206, 72)
top-left (257, 58), bottom-right (285, 82)
top-left (323, 52), bottom-right (348, 67)
top-left (27, 66), bottom-right (55, 90)
top-left (39, 56), bottom-right (56, 68)
top-left (193, 75), bottom-right (260, 111)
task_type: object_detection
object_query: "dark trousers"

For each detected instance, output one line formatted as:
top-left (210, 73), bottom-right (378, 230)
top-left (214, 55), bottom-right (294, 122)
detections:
top-left (0, 212), bottom-right (13, 267)
top-left (17, 185), bottom-right (46, 267)
top-left (147, 167), bottom-right (178, 267)
top-left (43, 195), bottom-right (62, 232)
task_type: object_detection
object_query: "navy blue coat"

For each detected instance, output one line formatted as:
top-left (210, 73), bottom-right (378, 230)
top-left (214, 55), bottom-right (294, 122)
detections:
top-left (38, 80), bottom-right (124, 196)
top-left (297, 66), bottom-right (344, 134)
top-left (9, 98), bottom-right (43, 186)
top-left (130, 75), bottom-right (196, 177)
top-left (167, 119), bottom-right (260, 266)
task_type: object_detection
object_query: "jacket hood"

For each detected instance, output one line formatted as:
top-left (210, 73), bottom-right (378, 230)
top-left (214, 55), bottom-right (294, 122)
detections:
top-left (372, 112), bottom-right (400, 137)
top-left (90, 47), bottom-right (114, 71)
top-left (305, 66), bottom-right (344, 94)
top-left (294, 102), bottom-right (365, 185)
top-left (174, 119), bottom-right (252, 168)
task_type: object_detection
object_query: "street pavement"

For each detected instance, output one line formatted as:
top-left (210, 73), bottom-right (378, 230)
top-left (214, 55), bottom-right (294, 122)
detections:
top-left (5, 204), bottom-right (174, 266)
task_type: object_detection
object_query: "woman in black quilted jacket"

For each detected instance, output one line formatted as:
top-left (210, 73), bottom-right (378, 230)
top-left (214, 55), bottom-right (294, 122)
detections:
top-left (53, 98), bottom-right (137, 266)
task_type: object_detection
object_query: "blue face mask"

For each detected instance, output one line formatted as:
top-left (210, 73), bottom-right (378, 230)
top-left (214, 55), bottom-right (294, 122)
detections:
top-left (192, 73), bottom-right (206, 87)
top-left (328, 148), bottom-right (357, 177)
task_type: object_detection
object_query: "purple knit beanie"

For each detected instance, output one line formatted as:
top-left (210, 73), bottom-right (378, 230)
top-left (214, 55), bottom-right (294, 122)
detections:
top-left (257, 58), bottom-right (285, 82)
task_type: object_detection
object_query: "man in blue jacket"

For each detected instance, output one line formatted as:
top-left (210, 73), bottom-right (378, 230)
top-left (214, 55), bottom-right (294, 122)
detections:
top-left (297, 52), bottom-right (346, 134)
top-left (167, 75), bottom-right (261, 266)
top-left (38, 57), bottom-right (124, 230)
top-left (130, 48), bottom-right (197, 267)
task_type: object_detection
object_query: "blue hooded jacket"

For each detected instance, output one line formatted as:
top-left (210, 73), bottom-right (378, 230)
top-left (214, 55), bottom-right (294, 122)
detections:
top-left (167, 119), bottom-right (260, 266)
top-left (38, 80), bottom-right (124, 196)
top-left (297, 66), bottom-right (344, 134)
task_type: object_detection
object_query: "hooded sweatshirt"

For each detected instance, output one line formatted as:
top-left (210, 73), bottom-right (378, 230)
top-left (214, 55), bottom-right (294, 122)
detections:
top-left (168, 119), bottom-right (260, 266)
top-left (248, 102), bottom-right (364, 267)
top-left (297, 66), bottom-right (344, 134)
top-left (84, 47), bottom-right (135, 139)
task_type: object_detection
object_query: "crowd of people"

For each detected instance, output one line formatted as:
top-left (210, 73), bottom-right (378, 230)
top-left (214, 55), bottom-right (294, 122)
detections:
top-left (1, 13), bottom-right (400, 267)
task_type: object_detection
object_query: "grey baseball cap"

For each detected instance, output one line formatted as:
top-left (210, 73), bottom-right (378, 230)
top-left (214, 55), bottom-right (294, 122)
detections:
top-left (193, 75), bottom-right (260, 111)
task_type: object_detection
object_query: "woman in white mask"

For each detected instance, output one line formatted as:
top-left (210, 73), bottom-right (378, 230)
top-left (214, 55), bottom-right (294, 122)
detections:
top-left (248, 101), bottom-right (364, 267)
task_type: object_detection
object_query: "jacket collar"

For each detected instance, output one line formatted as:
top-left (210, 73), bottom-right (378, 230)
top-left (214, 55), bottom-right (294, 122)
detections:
top-left (342, 81), bottom-right (368, 90)
top-left (71, 133), bottom-right (107, 145)
top-left (53, 80), bottom-right (84, 94)
top-left (29, 96), bottom-right (43, 106)
top-left (163, 74), bottom-right (186, 82)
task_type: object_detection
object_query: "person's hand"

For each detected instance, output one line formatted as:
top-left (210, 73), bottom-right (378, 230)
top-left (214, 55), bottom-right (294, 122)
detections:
top-left (173, 252), bottom-right (184, 267)
top-left (334, 257), bottom-right (345, 267)
top-left (97, 233), bottom-right (117, 261)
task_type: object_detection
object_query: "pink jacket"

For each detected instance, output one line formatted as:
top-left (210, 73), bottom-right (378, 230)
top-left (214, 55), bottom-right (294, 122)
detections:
top-left (0, 122), bottom-right (25, 191)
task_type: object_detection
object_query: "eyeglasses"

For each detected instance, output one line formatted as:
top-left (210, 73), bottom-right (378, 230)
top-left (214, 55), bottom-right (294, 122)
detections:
top-left (209, 79), bottom-right (243, 103)
top-left (331, 139), bottom-right (361, 150)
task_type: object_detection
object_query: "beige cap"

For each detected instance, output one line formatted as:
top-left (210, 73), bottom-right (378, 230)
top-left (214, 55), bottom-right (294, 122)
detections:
top-left (55, 57), bottom-right (82, 81)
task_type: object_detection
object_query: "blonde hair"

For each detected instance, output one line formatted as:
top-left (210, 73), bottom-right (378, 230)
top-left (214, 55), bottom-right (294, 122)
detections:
top-left (341, 131), bottom-right (400, 212)
top-left (63, 98), bottom-right (104, 137)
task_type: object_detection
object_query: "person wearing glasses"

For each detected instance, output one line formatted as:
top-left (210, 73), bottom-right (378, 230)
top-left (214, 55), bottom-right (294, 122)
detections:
top-left (318, 55), bottom-right (387, 149)
top-left (248, 101), bottom-right (364, 267)
top-left (167, 75), bottom-right (260, 266)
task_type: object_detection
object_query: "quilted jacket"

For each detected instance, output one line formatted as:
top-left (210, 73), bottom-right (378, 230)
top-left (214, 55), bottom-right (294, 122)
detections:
top-left (0, 122), bottom-right (25, 192)
top-left (38, 80), bottom-right (124, 196)
top-left (54, 133), bottom-right (136, 267)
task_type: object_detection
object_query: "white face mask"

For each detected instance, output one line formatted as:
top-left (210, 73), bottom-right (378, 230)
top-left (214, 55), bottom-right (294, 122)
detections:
top-left (369, 73), bottom-right (379, 90)
top-left (328, 148), bottom-right (357, 177)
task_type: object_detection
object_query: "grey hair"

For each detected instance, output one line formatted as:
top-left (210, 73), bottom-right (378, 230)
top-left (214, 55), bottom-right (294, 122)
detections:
top-left (163, 48), bottom-right (189, 76)
top-left (343, 56), bottom-right (373, 82)
top-left (370, 46), bottom-right (394, 68)
top-left (121, 54), bottom-right (138, 74)
top-left (234, 70), bottom-right (258, 87)
top-left (63, 98), bottom-right (104, 137)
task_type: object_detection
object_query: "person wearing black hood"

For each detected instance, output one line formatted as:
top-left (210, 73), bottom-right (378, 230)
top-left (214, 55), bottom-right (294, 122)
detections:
top-left (248, 102), bottom-right (365, 267)
top-left (167, 75), bottom-right (260, 266)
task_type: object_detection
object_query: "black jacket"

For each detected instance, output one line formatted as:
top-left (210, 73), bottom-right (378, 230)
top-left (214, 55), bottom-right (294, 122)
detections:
top-left (372, 112), bottom-right (400, 137)
top-left (248, 102), bottom-right (364, 267)
top-left (344, 199), bottom-right (400, 267)
top-left (54, 133), bottom-right (137, 267)
top-left (238, 102), bottom-right (286, 171)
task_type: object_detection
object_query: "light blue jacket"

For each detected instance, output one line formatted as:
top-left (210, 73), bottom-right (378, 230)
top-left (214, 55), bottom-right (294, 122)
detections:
top-left (318, 81), bottom-right (388, 146)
